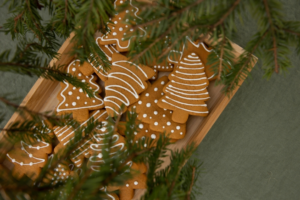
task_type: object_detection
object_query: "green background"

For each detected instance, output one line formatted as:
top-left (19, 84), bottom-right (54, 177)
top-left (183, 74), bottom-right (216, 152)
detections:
top-left (1, 1), bottom-right (300, 199)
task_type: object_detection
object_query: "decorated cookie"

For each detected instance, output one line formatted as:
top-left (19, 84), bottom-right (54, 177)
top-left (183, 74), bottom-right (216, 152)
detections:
top-left (168, 37), bottom-right (218, 81)
top-left (158, 41), bottom-right (211, 124)
top-left (43, 158), bottom-right (72, 185)
top-left (104, 53), bottom-right (155, 116)
top-left (100, 187), bottom-right (120, 200)
top-left (130, 77), bottom-right (186, 139)
top-left (79, 37), bottom-right (120, 81)
top-left (56, 60), bottom-right (105, 122)
top-left (118, 162), bottom-right (147, 200)
top-left (6, 135), bottom-right (52, 180)
top-left (118, 121), bottom-right (160, 147)
top-left (99, 0), bottom-right (147, 52)
top-left (53, 109), bottom-right (108, 165)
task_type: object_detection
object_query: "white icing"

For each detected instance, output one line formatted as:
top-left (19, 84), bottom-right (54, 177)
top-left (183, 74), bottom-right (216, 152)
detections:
top-left (104, 60), bottom-right (149, 113)
top-left (139, 124), bottom-right (144, 129)
top-left (146, 103), bottom-right (151, 107)
top-left (176, 126), bottom-right (180, 130)
top-left (143, 114), bottom-right (147, 118)
top-left (162, 99), bottom-right (209, 114)
top-left (175, 71), bottom-right (205, 76)
top-left (154, 122), bottom-right (158, 126)
top-left (151, 134), bottom-right (156, 139)
top-left (166, 96), bottom-right (207, 106)
top-left (154, 111), bottom-right (158, 115)
top-left (171, 74), bottom-right (207, 81)
top-left (184, 58), bottom-right (201, 62)
top-left (167, 122), bottom-right (171, 126)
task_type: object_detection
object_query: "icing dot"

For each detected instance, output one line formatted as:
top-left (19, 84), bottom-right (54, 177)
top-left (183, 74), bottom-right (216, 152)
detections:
top-left (126, 10), bottom-right (129, 13)
top-left (97, 153), bottom-right (103, 158)
top-left (78, 73), bottom-right (82, 77)
top-left (154, 122), bottom-right (158, 126)
top-left (86, 94), bottom-right (89, 97)
top-left (139, 124), bottom-right (144, 129)
top-left (126, 19), bottom-right (129, 22)
top-left (82, 79), bottom-right (85, 82)
top-left (145, 130), bottom-right (148, 132)
top-left (161, 81), bottom-right (165, 85)
top-left (77, 96), bottom-right (80, 100)
top-left (72, 102), bottom-right (76, 106)
top-left (154, 99), bottom-right (158, 103)
top-left (162, 66), bottom-right (165, 69)
top-left (171, 130), bottom-right (174, 133)
top-left (161, 92), bottom-right (164, 95)
top-left (119, 27), bottom-right (123, 31)
top-left (72, 68), bottom-right (76, 72)
top-left (29, 154), bottom-right (32, 158)
top-left (154, 111), bottom-right (158, 115)
top-left (143, 114), bottom-right (147, 118)
top-left (68, 91), bottom-right (72, 95)
top-left (126, 184), bottom-right (129, 187)
top-left (119, 17), bottom-right (121, 20)
top-left (163, 114), bottom-right (166, 117)
top-left (154, 66), bottom-right (157, 68)
top-left (146, 103), bottom-right (151, 107)
top-left (154, 69), bottom-right (157, 72)
top-left (150, 117), bottom-right (152, 119)
top-left (154, 87), bottom-right (158, 91)
top-left (170, 111), bottom-right (173, 114)
top-left (79, 89), bottom-right (83, 93)
top-left (158, 66), bottom-right (161, 68)
top-left (114, 21), bottom-right (118, 24)
top-left (138, 100), bottom-right (142, 104)
top-left (112, 32), bottom-right (117, 36)
top-left (73, 87), bottom-right (76, 90)
top-left (176, 126), bottom-right (180, 130)
top-left (130, 28), bottom-right (133, 32)
top-left (167, 122), bottom-right (171, 126)
top-left (125, 25), bottom-right (128, 28)
top-left (65, 103), bottom-right (68, 107)
top-left (134, 132), bottom-right (137, 135)
top-left (92, 100), bottom-right (95, 103)
top-left (144, 144), bottom-right (147, 147)
top-left (12, 159), bottom-right (15, 162)
top-left (145, 93), bottom-right (150, 97)
top-left (134, 181), bottom-right (138, 185)
top-left (180, 132), bottom-right (183, 135)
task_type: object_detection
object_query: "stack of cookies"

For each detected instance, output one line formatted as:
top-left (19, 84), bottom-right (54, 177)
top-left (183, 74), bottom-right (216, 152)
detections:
top-left (5, 0), bottom-right (218, 199)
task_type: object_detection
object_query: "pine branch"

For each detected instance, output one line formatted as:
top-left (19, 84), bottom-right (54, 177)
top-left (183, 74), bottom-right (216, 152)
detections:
top-left (218, 31), bottom-right (226, 80)
top-left (263, 0), bottom-right (279, 73)
top-left (185, 167), bottom-right (196, 200)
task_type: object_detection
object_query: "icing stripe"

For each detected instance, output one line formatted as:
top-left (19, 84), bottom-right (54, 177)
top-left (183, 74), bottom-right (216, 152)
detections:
top-left (168, 85), bottom-right (206, 92)
top-left (183, 58), bottom-right (201, 62)
top-left (166, 91), bottom-right (210, 101)
top-left (171, 80), bottom-right (207, 87)
top-left (175, 71), bottom-right (205, 76)
top-left (178, 66), bottom-right (204, 70)
top-left (162, 99), bottom-right (209, 114)
top-left (166, 87), bottom-right (209, 96)
top-left (166, 96), bottom-right (207, 107)
top-left (171, 74), bottom-right (207, 81)
top-left (179, 61), bottom-right (202, 65)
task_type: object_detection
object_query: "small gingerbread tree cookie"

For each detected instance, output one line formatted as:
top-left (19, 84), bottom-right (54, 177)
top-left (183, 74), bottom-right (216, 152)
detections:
top-left (6, 136), bottom-right (52, 180)
top-left (131, 77), bottom-right (186, 140)
top-left (79, 37), bottom-right (119, 81)
top-left (158, 40), bottom-right (211, 124)
top-left (53, 109), bottom-right (108, 166)
top-left (99, 0), bottom-right (147, 52)
top-left (104, 53), bottom-right (155, 116)
top-left (56, 60), bottom-right (104, 122)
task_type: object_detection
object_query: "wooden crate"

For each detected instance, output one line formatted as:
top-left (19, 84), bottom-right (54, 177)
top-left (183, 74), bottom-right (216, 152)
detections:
top-left (0, 32), bottom-right (257, 198)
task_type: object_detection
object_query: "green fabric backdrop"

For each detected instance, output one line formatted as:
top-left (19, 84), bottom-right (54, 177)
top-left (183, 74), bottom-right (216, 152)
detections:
top-left (1, 1), bottom-right (300, 199)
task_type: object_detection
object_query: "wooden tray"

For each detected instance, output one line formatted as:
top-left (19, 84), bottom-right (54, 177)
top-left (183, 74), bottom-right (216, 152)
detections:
top-left (0, 32), bottom-right (257, 198)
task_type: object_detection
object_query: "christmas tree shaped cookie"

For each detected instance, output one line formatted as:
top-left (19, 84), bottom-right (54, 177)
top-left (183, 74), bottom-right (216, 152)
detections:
top-left (79, 37), bottom-right (119, 81)
top-left (104, 53), bottom-right (155, 116)
top-left (131, 77), bottom-right (186, 139)
top-left (43, 158), bottom-right (73, 185)
top-left (53, 109), bottom-right (108, 166)
top-left (158, 41), bottom-right (210, 124)
top-left (168, 37), bottom-right (218, 81)
top-left (6, 135), bottom-right (52, 180)
top-left (56, 60), bottom-right (104, 122)
top-left (99, 0), bottom-right (147, 52)
top-left (118, 121), bottom-right (160, 147)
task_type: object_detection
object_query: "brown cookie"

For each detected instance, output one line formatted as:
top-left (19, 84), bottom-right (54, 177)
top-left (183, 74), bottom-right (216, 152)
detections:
top-left (56, 60), bottom-right (105, 122)
top-left (53, 109), bottom-right (108, 167)
top-left (118, 121), bottom-right (160, 147)
top-left (158, 40), bottom-right (211, 124)
top-left (99, 0), bottom-right (147, 52)
top-left (131, 76), bottom-right (186, 139)
top-left (43, 159), bottom-right (72, 185)
top-left (79, 37), bottom-right (120, 81)
top-left (104, 53), bottom-right (155, 116)
top-left (6, 136), bottom-right (52, 180)
top-left (168, 37), bottom-right (217, 81)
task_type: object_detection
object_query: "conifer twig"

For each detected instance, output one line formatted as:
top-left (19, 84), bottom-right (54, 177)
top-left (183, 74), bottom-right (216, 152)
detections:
top-left (263, 0), bottom-right (279, 73)
top-left (218, 31), bottom-right (226, 80)
top-left (185, 167), bottom-right (196, 200)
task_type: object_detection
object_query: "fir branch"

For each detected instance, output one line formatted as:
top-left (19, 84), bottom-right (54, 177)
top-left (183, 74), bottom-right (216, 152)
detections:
top-left (263, 0), bottom-right (279, 73)
top-left (185, 167), bottom-right (196, 200)
top-left (218, 30), bottom-right (226, 80)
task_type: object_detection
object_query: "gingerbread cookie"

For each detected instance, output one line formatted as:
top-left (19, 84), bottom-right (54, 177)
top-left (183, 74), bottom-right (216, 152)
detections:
top-left (6, 135), bottom-right (52, 180)
top-left (158, 41), bottom-right (210, 124)
top-left (168, 37), bottom-right (217, 81)
top-left (100, 187), bottom-right (120, 200)
top-left (43, 158), bottom-right (72, 185)
top-left (54, 109), bottom-right (108, 167)
top-left (104, 53), bottom-right (155, 116)
top-left (79, 37), bottom-right (120, 81)
top-left (130, 77), bottom-right (186, 139)
top-left (56, 60), bottom-right (105, 122)
top-left (118, 121), bottom-right (160, 147)
top-left (99, 0), bottom-right (147, 52)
